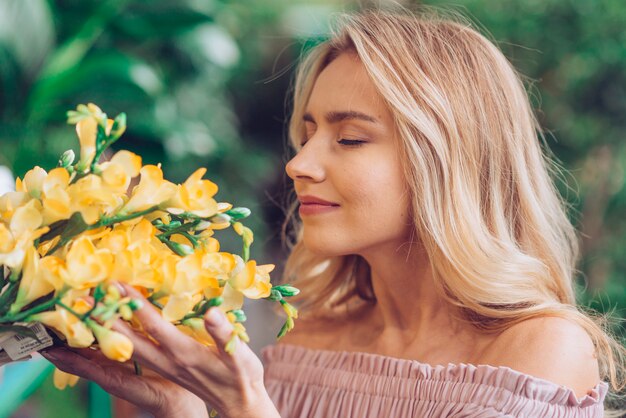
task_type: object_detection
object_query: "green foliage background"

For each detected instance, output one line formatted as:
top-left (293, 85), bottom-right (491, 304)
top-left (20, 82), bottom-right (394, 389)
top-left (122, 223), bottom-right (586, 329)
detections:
top-left (0, 0), bottom-right (624, 415)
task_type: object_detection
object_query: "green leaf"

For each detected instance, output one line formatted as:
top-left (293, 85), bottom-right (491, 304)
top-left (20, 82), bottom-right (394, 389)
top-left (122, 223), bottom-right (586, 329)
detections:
top-left (59, 212), bottom-right (89, 243)
top-left (110, 8), bottom-right (214, 40)
top-left (28, 52), bottom-right (163, 122)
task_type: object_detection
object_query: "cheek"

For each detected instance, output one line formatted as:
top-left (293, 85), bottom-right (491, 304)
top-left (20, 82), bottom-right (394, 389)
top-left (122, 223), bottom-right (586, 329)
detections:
top-left (343, 167), bottom-right (412, 240)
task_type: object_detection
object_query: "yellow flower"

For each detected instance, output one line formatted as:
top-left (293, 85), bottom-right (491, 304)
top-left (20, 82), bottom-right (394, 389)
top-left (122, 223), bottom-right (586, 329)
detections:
top-left (67, 174), bottom-right (120, 225)
top-left (53, 368), bottom-right (80, 390)
top-left (30, 307), bottom-right (94, 348)
top-left (106, 220), bottom-right (167, 289)
top-left (0, 191), bottom-right (29, 223)
top-left (20, 166), bottom-right (47, 198)
top-left (41, 168), bottom-right (72, 225)
top-left (76, 117), bottom-right (98, 169)
top-left (90, 322), bottom-right (133, 362)
top-left (229, 258), bottom-right (273, 299)
top-left (219, 282), bottom-right (243, 312)
top-left (10, 247), bottom-right (65, 314)
top-left (157, 249), bottom-right (222, 321)
top-left (97, 223), bottom-right (131, 252)
top-left (165, 168), bottom-right (218, 218)
top-left (64, 235), bottom-right (114, 289)
top-left (122, 165), bottom-right (177, 214)
top-left (201, 251), bottom-right (235, 281)
top-left (10, 198), bottom-right (43, 237)
top-left (161, 293), bottom-right (200, 322)
top-left (0, 200), bottom-right (48, 271)
top-left (99, 150), bottom-right (142, 194)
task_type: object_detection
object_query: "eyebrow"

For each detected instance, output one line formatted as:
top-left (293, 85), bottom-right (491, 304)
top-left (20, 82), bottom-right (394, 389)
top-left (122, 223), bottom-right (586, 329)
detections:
top-left (303, 110), bottom-right (379, 124)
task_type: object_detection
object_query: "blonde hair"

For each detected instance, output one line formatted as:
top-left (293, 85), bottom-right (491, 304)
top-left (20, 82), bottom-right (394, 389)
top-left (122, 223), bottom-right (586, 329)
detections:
top-left (280, 8), bottom-right (626, 398)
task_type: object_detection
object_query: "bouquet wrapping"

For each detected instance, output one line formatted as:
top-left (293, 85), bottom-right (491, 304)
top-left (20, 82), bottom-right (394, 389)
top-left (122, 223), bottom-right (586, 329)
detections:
top-left (0, 104), bottom-right (298, 388)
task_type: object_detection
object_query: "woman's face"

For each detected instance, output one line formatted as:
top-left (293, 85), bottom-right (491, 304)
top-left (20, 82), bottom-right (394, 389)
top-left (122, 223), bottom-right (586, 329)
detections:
top-left (286, 52), bottom-right (412, 257)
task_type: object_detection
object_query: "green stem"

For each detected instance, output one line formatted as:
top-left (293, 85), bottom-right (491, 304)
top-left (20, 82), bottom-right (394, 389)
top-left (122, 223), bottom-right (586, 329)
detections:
top-left (156, 220), bottom-right (200, 240)
top-left (97, 205), bottom-right (159, 227)
top-left (1, 296), bottom-right (59, 323)
top-left (157, 236), bottom-right (189, 256)
top-left (89, 125), bottom-right (109, 174)
top-left (47, 206), bottom-right (160, 255)
top-left (56, 300), bottom-right (84, 320)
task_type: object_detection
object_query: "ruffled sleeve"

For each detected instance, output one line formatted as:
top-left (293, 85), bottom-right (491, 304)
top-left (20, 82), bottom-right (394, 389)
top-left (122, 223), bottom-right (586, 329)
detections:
top-left (262, 344), bottom-right (608, 418)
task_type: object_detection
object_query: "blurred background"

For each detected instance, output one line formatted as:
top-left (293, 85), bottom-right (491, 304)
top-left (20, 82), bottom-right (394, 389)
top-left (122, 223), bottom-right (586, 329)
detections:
top-left (0, 0), bottom-right (624, 416)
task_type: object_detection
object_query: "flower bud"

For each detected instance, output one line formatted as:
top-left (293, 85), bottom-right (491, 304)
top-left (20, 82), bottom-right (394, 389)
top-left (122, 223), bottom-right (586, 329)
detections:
top-left (119, 304), bottom-right (133, 321)
top-left (225, 207), bottom-right (251, 220)
top-left (110, 113), bottom-right (127, 138)
top-left (266, 289), bottom-right (282, 301)
top-left (168, 241), bottom-right (194, 256)
top-left (127, 299), bottom-right (143, 311)
top-left (89, 321), bottom-right (133, 362)
top-left (273, 285), bottom-right (300, 297)
top-left (58, 150), bottom-right (75, 168)
top-left (106, 284), bottom-right (120, 302)
top-left (227, 309), bottom-right (247, 323)
top-left (196, 296), bottom-right (223, 315)
top-left (210, 213), bottom-right (231, 224)
top-left (280, 300), bottom-right (298, 319)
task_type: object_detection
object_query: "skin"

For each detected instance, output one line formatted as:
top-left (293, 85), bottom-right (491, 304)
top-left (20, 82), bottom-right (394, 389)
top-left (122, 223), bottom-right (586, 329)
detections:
top-left (284, 52), bottom-right (495, 363)
top-left (43, 284), bottom-right (278, 418)
top-left (283, 52), bottom-right (601, 398)
top-left (42, 51), bottom-right (601, 415)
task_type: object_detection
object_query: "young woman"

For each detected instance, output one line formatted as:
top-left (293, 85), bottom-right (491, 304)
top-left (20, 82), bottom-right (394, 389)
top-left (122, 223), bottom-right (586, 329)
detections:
top-left (43, 9), bottom-right (624, 418)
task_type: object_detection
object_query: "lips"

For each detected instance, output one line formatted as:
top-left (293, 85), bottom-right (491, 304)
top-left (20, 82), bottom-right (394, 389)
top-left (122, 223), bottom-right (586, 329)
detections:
top-left (297, 195), bottom-right (340, 206)
top-left (297, 195), bottom-right (340, 216)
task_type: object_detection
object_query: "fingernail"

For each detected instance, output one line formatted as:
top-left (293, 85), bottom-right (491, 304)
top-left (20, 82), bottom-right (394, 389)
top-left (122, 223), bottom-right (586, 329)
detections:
top-left (113, 281), bottom-right (127, 297)
top-left (42, 351), bottom-right (57, 360)
top-left (206, 308), bottom-right (223, 325)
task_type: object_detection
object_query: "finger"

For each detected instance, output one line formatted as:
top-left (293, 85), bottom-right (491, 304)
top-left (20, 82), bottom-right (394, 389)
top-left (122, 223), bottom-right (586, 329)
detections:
top-left (204, 308), bottom-right (236, 356)
top-left (116, 283), bottom-right (182, 348)
top-left (71, 346), bottom-right (135, 371)
top-left (42, 348), bottom-right (110, 382)
top-left (42, 348), bottom-right (167, 413)
top-left (110, 318), bottom-right (171, 373)
top-left (203, 309), bottom-right (261, 374)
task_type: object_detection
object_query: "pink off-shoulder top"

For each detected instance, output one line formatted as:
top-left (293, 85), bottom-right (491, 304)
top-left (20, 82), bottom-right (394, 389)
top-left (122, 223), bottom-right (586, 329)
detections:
top-left (261, 344), bottom-right (608, 418)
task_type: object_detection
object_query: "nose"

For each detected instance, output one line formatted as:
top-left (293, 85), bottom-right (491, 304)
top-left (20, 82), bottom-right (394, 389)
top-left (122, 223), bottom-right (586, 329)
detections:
top-left (285, 139), bottom-right (326, 183)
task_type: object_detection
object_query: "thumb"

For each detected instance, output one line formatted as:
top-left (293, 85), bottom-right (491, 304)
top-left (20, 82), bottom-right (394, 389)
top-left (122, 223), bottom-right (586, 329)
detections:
top-left (204, 308), bottom-right (235, 352)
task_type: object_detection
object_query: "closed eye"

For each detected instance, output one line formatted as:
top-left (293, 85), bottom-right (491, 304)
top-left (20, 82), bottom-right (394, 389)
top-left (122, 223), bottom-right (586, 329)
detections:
top-left (338, 139), bottom-right (366, 147)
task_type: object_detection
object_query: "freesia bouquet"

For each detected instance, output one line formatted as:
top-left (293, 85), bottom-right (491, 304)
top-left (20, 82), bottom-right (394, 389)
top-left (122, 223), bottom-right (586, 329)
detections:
top-left (0, 104), bottom-right (298, 388)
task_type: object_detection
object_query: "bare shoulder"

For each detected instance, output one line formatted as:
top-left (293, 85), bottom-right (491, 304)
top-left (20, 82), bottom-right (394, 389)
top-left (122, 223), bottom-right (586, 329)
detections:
top-left (481, 316), bottom-right (601, 398)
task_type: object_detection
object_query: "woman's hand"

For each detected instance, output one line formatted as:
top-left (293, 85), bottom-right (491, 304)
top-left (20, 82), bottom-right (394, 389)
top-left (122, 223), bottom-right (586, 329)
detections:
top-left (42, 346), bottom-right (207, 418)
top-left (109, 283), bottom-right (279, 418)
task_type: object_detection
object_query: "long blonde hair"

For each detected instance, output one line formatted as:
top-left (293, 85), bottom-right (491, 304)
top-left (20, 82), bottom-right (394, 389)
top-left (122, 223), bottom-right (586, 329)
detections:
top-left (280, 8), bottom-right (626, 396)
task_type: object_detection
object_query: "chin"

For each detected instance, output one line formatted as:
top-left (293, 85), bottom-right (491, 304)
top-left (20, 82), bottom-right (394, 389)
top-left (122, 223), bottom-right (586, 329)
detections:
top-left (302, 236), bottom-right (356, 257)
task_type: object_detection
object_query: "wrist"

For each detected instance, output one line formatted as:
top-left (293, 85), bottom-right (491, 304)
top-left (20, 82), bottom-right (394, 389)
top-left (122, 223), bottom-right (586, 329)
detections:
top-left (224, 386), bottom-right (279, 418)
top-left (153, 394), bottom-right (208, 418)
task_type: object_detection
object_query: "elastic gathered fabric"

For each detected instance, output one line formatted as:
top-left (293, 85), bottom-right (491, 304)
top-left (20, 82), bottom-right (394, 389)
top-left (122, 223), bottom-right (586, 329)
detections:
top-left (262, 344), bottom-right (608, 418)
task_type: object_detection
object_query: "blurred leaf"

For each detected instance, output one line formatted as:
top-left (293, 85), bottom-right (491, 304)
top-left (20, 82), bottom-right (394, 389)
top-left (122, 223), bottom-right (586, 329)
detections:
top-left (27, 52), bottom-right (163, 123)
top-left (111, 7), bottom-right (215, 40)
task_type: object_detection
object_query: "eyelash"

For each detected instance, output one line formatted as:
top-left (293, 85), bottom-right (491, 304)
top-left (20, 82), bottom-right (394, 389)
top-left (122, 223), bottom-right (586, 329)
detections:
top-left (338, 138), bottom-right (366, 147)
top-left (299, 138), bottom-right (367, 147)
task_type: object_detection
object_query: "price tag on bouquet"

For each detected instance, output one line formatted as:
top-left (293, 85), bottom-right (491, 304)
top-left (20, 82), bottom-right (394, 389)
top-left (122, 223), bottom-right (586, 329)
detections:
top-left (0, 323), bottom-right (53, 361)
